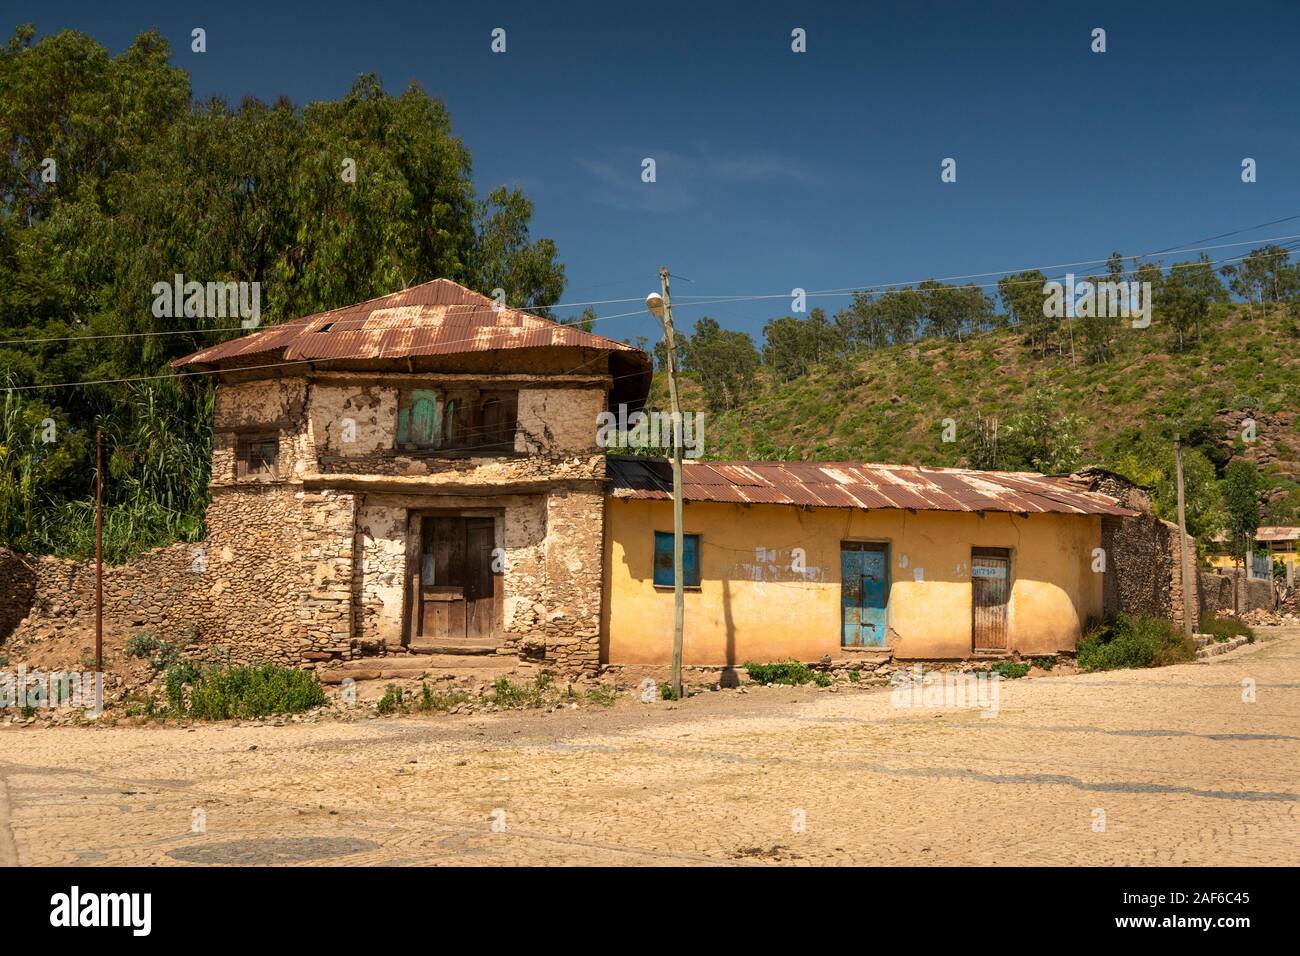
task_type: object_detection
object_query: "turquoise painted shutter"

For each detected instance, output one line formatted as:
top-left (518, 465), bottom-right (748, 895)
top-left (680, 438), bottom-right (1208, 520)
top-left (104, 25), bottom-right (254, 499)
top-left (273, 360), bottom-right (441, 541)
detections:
top-left (408, 391), bottom-right (441, 448)
top-left (653, 531), bottom-right (672, 586)
top-left (683, 534), bottom-right (700, 586)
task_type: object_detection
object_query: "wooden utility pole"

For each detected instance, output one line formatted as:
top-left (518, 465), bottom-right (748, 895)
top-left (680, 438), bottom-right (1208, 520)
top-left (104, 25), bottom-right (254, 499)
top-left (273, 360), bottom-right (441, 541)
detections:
top-left (95, 429), bottom-right (104, 671)
top-left (657, 266), bottom-right (685, 699)
top-left (1173, 434), bottom-right (1195, 634)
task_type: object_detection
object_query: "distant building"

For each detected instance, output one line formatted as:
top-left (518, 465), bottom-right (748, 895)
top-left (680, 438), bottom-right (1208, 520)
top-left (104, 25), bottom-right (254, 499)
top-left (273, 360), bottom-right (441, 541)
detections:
top-left (1208, 527), bottom-right (1298, 585)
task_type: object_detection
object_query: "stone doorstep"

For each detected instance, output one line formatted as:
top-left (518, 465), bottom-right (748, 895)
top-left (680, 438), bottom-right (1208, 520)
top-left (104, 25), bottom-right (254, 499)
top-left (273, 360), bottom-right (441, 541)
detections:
top-left (318, 655), bottom-right (518, 684)
top-left (405, 641), bottom-right (498, 656)
top-left (1195, 635), bottom-right (1250, 659)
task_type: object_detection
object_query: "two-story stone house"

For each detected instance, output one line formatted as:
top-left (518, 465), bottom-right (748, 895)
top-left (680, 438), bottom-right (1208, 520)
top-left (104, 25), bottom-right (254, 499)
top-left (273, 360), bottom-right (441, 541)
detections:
top-left (171, 278), bottom-right (651, 673)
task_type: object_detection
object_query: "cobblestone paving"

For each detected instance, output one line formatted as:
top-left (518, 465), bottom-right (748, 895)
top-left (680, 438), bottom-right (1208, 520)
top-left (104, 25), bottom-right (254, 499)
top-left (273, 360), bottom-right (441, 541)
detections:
top-left (2, 629), bottom-right (1297, 866)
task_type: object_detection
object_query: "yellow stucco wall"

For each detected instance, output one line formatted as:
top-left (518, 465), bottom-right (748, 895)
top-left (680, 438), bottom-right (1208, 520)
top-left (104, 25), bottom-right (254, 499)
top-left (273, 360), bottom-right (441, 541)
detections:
top-left (601, 498), bottom-right (1104, 664)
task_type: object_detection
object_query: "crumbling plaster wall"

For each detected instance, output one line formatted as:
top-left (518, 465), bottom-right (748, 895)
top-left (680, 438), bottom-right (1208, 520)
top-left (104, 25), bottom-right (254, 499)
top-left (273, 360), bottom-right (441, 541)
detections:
top-left (309, 384), bottom-right (608, 481)
top-left (353, 498), bottom-right (410, 646)
top-left (308, 383), bottom-right (397, 458)
top-left (350, 489), bottom-right (605, 673)
top-left (212, 377), bottom-right (312, 481)
top-left (517, 388), bottom-right (605, 456)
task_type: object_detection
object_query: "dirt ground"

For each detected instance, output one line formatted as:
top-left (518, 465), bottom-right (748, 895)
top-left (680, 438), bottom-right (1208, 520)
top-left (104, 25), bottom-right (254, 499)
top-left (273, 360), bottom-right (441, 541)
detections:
top-left (1, 628), bottom-right (1296, 866)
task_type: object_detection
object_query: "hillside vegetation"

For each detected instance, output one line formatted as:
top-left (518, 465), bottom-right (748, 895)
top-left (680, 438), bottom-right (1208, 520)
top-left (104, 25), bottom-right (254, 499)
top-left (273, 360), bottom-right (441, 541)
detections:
top-left (648, 300), bottom-right (1300, 536)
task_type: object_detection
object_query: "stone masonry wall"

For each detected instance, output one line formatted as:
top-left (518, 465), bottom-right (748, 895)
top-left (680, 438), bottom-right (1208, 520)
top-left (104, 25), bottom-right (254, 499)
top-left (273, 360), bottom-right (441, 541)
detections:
top-left (1199, 568), bottom-right (1275, 615)
top-left (0, 484), bottom-right (357, 667)
top-left (1082, 469), bottom-right (1198, 630)
top-left (0, 548), bottom-right (36, 643)
top-left (535, 488), bottom-right (605, 673)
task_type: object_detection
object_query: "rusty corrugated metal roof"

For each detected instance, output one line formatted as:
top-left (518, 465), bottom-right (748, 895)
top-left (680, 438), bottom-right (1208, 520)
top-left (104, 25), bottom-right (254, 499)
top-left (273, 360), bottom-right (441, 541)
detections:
top-left (1255, 526), bottom-right (1300, 542)
top-left (607, 456), bottom-right (1138, 517)
top-left (172, 278), bottom-right (641, 367)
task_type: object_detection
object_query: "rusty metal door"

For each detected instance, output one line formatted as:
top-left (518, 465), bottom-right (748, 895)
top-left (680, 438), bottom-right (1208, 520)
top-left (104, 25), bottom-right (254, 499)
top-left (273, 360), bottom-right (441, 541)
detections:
top-left (841, 542), bottom-right (889, 647)
top-left (971, 547), bottom-right (1010, 650)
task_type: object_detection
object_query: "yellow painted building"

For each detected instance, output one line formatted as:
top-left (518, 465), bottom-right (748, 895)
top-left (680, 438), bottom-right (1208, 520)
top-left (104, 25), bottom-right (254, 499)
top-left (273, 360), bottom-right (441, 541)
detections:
top-left (601, 458), bottom-right (1133, 664)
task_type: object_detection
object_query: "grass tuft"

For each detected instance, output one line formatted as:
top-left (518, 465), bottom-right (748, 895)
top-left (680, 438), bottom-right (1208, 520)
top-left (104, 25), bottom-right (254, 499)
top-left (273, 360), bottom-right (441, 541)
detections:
top-left (743, 660), bottom-right (816, 685)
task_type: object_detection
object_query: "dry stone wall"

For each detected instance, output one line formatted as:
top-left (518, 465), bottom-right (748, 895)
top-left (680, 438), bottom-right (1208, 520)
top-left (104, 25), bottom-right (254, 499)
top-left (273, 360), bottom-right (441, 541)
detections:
top-left (1199, 569), bottom-right (1276, 615)
top-left (1078, 469), bottom-right (1199, 630)
top-left (0, 485), bottom-right (357, 667)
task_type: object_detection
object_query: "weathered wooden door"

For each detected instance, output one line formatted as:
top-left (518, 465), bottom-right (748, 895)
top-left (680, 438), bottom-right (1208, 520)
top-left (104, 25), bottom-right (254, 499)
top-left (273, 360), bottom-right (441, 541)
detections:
top-left (418, 517), bottom-right (498, 642)
top-left (841, 542), bottom-right (888, 647)
top-left (463, 518), bottom-right (496, 640)
top-left (972, 547), bottom-right (1010, 650)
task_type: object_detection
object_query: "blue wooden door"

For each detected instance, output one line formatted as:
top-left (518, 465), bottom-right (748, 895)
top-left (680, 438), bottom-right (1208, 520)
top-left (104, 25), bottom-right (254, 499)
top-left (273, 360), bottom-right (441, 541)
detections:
top-left (842, 543), bottom-right (888, 646)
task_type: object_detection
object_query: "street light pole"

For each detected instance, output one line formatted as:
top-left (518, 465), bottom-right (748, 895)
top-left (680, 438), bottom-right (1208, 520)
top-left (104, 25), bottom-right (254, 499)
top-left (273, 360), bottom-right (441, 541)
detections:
top-left (648, 268), bottom-right (685, 699)
top-left (1173, 434), bottom-right (1195, 634)
top-left (95, 429), bottom-right (104, 671)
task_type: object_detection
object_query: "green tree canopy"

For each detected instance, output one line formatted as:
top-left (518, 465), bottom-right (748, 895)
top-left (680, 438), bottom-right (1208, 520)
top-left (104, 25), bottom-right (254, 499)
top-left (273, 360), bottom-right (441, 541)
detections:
top-left (0, 26), bottom-right (565, 558)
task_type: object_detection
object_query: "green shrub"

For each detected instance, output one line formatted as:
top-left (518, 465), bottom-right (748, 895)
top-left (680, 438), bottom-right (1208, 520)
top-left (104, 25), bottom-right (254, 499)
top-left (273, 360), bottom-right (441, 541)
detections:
top-left (124, 632), bottom-right (160, 658)
top-left (847, 669), bottom-right (860, 683)
top-left (743, 659), bottom-right (815, 685)
top-left (1030, 656), bottom-right (1056, 670)
top-left (417, 681), bottom-right (469, 712)
top-left (163, 660), bottom-right (200, 711)
top-left (659, 682), bottom-right (679, 701)
top-left (169, 664), bottom-right (327, 719)
top-left (1200, 614), bottom-right (1255, 644)
top-left (1077, 615), bottom-right (1197, 672)
top-left (585, 685), bottom-right (617, 707)
top-left (490, 675), bottom-right (554, 709)
top-left (990, 661), bottom-right (1030, 680)
top-left (377, 684), bottom-right (407, 715)
top-left (126, 632), bottom-right (180, 670)
top-left (812, 672), bottom-right (832, 687)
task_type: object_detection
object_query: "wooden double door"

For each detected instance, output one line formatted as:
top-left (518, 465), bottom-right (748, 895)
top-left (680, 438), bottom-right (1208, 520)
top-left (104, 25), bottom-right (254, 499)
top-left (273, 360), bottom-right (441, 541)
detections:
top-left (414, 516), bottom-right (499, 643)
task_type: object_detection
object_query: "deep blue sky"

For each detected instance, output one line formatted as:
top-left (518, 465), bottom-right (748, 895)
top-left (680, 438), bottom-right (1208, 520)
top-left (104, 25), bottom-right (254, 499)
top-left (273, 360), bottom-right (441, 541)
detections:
top-left (9, 0), bottom-right (1300, 343)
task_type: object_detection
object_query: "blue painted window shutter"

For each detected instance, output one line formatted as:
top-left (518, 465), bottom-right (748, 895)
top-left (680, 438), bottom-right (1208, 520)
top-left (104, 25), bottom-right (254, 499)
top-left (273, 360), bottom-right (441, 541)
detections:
top-left (654, 531), bottom-right (700, 587)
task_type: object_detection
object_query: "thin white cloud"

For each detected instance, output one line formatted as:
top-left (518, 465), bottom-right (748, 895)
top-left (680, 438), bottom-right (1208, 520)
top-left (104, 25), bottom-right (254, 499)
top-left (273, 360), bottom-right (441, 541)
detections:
top-left (575, 146), bottom-right (814, 212)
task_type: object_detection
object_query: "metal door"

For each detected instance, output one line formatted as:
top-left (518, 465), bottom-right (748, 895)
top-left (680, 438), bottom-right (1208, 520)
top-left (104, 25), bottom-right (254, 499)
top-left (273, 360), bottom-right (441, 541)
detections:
top-left (842, 542), bottom-right (888, 647)
top-left (972, 548), bottom-right (1010, 650)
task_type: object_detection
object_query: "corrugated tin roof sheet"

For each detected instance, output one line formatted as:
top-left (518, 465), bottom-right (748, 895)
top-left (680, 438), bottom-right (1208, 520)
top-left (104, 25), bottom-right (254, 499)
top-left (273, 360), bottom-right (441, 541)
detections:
top-left (1256, 526), bottom-right (1300, 542)
top-left (607, 456), bottom-right (1138, 517)
top-left (172, 278), bottom-right (641, 367)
